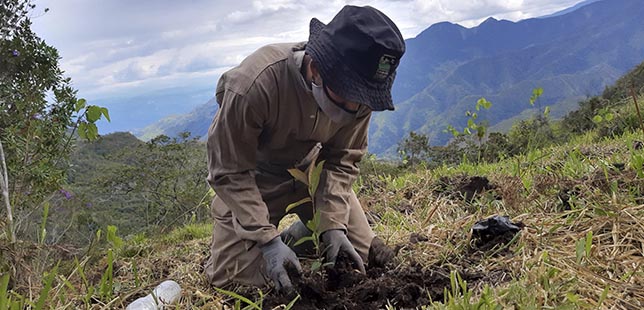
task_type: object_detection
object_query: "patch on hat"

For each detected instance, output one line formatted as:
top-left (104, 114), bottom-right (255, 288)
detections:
top-left (374, 54), bottom-right (397, 81)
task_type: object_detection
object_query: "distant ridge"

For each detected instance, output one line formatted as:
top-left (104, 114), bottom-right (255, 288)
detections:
top-left (540, 0), bottom-right (602, 18)
top-left (139, 0), bottom-right (644, 157)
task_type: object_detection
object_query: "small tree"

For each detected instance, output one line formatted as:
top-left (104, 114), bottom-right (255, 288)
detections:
top-left (1, 1), bottom-right (108, 242)
top-left (397, 131), bottom-right (431, 169)
top-left (446, 97), bottom-right (492, 163)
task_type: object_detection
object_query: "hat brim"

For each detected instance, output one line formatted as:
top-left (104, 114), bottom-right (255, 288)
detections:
top-left (309, 18), bottom-right (325, 41)
top-left (306, 18), bottom-right (396, 112)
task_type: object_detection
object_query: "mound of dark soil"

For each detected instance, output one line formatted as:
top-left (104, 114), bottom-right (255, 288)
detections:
top-left (262, 255), bottom-right (505, 310)
top-left (436, 175), bottom-right (497, 201)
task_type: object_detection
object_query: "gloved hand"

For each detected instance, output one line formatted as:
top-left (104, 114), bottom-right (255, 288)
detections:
top-left (260, 237), bottom-right (302, 292)
top-left (368, 236), bottom-right (395, 267)
top-left (321, 229), bottom-right (366, 273)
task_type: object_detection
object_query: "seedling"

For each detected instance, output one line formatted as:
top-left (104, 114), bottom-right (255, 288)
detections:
top-left (287, 156), bottom-right (326, 260)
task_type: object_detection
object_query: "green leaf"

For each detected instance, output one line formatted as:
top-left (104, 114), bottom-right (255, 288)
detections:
top-left (311, 261), bottom-right (322, 272)
top-left (446, 125), bottom-right (459, 137)
top-left (39, 202), bottom-right (49, 244)
top-left (86, 105), bottom-right (102, 123)
top-left (463, 127), bottom-right (471, 135)
top-left (467, 119), bottom-right (475, 128)
top-left (530, 88), bottom-right (544, 106)
top-left (477, 126), bottom-right (486, 138)
top-left (78, 123), bottom-right (88, 140)
top-left (99, 249), bottom-right (114, 301)
top-left (293, 236), bottom-right (315, 247)
top-left (544, 106), bottom-right (551, 117)
top-left (533, 87), bottom-right (543, 97)
top-left (575, 237), bottom-right (585, 264)
top-left (87, 123), bottom-right (99, 141)
top-left (593, 207), bottom-right (609, 216)
top-left (309, 160), bottom-right (325, 198)
top-left (604, 113), bottom-right (614, 122)
top-left (100, 107), bottom-right (111, 122)
top-left (592, 115), bottom-right (603, 123)
top-left (1, 273), bottom-right (10, 309)
top-left (284, 294), bottom-right (301, 310)
top-left (598, 285), bottom-right (609, 306)
top-left (75, 99), bottom-right (86, 112)
top-left (287, 168), bottom-right (309, 186)
top-left (107, 225), bottom-right (123, 250)
top-left (214, 287), bottom-right (261, 310)
top-left (306, 212), bottom-right (321, 232)
top-left (584, 231), bottom-right (593, 257)
top-left (35, 264), bottom-right (58, 310)
top-left (477, 98), bottom-right (492, 110)
top-left (285, 197), bottom-right (312, 213)
top-left (74, 258), bottom-right (89, 288)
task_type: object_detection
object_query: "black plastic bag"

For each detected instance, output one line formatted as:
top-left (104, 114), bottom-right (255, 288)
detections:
top-left (471, 215), bottom-right (524, 248)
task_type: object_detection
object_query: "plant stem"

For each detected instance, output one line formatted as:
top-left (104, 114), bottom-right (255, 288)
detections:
top-left (629, 85), bottom-right (644, 136)
top-left (0, 139), bottom-right (16, 243)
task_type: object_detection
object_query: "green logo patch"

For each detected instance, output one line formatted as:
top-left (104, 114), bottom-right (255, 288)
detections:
top-left (374, 54), bottom-right (397, 81)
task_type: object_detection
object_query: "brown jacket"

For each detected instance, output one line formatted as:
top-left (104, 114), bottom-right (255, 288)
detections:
top-left (206, 42), bottom-right (371, 247)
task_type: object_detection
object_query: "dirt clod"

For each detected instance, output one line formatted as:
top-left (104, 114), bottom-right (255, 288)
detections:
top-left (409, 233), bottom-right (429, 244)
top-left (437, 175), bottom-right (497, 201)
top-left (263, 253), bottom-right (507, 310)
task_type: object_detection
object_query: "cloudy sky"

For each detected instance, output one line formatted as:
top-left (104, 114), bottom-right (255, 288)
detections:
top-left (30, 0), bottom-right (584, 131)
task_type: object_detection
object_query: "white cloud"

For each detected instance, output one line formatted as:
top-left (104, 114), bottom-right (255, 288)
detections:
top-left (31, 0), bottom-right (587, 100)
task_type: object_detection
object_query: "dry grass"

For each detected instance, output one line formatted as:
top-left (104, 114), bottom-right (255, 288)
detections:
top-left (3, 135), bottom-right (644, 309)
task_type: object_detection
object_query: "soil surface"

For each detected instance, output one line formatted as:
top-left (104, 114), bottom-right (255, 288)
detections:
top-left (261, 249), bottom-right (511, 310)
top-left (436, 175), bottom-right (497, 201)
top-left (252, 212), bottom-right (523, 310)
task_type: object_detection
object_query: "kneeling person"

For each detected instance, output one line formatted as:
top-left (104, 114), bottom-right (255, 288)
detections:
top-left (204, 5), bottom-right (405, 292)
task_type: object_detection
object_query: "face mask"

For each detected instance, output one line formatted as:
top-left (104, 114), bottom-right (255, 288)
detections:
top-left (311, 80), bottom-right (357, 126)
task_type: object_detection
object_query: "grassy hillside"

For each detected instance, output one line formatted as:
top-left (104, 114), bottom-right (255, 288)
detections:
top-left (5, 127), bottom-right (642, 309)
top-left (4, 86), bottom-right (644, 308)
top-left (4, 41), bottom-right (644, 310)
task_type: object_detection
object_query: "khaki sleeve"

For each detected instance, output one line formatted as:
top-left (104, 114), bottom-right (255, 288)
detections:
top-left (315, 110), bottom-right (371, 233)
top-left (206, 80), bottom-right (279, 247)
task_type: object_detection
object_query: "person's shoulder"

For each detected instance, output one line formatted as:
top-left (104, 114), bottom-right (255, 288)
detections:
top-left (217, 42), bottom-right (303, 96)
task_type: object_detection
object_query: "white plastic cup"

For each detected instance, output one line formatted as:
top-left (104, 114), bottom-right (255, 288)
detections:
top-left (126, 280), bottom-right (181, 310)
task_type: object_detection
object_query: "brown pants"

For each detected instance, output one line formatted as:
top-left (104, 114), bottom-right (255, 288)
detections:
top-left (203, 170), bottom-right (375, 288)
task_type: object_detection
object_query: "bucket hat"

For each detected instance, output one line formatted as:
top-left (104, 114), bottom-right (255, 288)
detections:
top-left (306, 5), bottom-right (405, 111)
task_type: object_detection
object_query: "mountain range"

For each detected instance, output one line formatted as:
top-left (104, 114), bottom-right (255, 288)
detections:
top-left (137, 0), bottom-right (644, 156)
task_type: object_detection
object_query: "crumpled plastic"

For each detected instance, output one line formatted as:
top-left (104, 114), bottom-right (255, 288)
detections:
top-left (471, 215), bottom-right (523, 247)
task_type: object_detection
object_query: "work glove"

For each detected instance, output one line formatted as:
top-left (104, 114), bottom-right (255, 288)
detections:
top-left (321, 229), bottom-right (366, 273)
top-left (280, 220), bottom-right (316, 256)
top-left (280, 220), bottom-right (312, 246)
top-left (368, 236), bottom-right (395, 268)
top-left (260, 236), bottom-right (302, 293)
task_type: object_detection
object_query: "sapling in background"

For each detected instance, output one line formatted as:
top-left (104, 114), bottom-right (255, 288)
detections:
top-left (446, 97), bottom-right (492, 164)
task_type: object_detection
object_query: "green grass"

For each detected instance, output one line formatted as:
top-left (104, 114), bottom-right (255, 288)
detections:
top-left (3, 123), bottom-right (644, 310)
top-left (162, 223), bottom-right (213, 244)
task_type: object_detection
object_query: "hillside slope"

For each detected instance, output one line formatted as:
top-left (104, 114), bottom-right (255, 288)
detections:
top-left (370, 0), bottom-right (644, 155)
